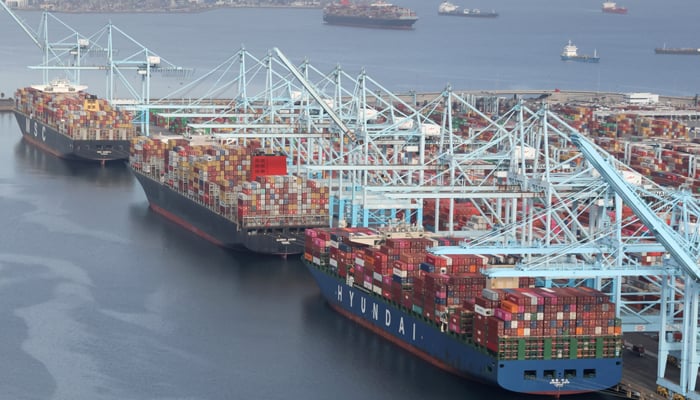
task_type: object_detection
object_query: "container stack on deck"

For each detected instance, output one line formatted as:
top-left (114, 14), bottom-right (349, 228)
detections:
top-left (14, 87), bottom-right (136, 140)
top-left (305, 227), bottom-right (622, 361)
top-left (130, 136), bottom-right (329, 228)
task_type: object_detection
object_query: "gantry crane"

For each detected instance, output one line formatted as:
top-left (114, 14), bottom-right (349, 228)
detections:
top-left (414, 99), bottom-right (700, 399)
top-left (153, 47), bottom-right (446, 229)
top-left (107, 44), bottom-right (700, 397)
top-left (0, 1), bottom-right (101, 84)
top-left (0, 3), bottom-right (192, 132)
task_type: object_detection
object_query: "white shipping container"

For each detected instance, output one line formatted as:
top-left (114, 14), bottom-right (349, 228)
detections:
top-left (474, 304), bottom-right (494, 316)
top-left (393, 268), bottom-right (408, 278)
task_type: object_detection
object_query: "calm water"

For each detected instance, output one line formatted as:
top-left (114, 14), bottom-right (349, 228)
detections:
top-left (0, 2), bottom-right (685, 398)
top-left (0, 0), bottom-right (699, 97)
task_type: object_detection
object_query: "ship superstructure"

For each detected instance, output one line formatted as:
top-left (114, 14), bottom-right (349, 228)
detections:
top-left (601, 2), bottom-right (627, 14)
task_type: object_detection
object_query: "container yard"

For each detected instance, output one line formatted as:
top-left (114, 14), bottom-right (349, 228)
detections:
top-left (13, 80), bottom-right (136, 162)
top-left (129, 135), bottom-right (329, 255)
top-left (548, 103), bottom-right (700, 194)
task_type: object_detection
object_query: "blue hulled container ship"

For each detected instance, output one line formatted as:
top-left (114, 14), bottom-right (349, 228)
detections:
top-left (304, 227), bottom-right (623, 396)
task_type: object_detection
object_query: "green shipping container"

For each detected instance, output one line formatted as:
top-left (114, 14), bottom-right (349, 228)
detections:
top-left (544, 338), bottom-right (552, 360)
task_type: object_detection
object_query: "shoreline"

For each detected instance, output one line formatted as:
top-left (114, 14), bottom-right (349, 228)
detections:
top-left (9, 5), bottom-right (323, 14)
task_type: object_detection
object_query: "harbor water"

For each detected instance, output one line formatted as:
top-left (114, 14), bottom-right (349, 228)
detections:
top-left (0, 0), bottom-right (699, 97)
top-left (0, 0), bottom-right (696, 398)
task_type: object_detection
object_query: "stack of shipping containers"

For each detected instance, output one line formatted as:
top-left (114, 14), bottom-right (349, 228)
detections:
top-left (130, 136), bottom-right (329, 229)
top-left (14, 87), bottom-right (136, 140)
top-left (304, 227), bottom-right (622, 362)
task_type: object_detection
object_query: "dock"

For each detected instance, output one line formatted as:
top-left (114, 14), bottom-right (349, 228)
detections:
top-left (607, 332), bottom-right (681, 400)
top-left (0, 98), bottom-right (14, 112)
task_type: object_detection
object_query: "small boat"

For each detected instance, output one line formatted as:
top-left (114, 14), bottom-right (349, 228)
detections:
top-left (438, 1), bottom-right (498, 17)
top-left (602, 1), bottom-right (627, 14)
top-left (561, 40), bottom-right (600, 63)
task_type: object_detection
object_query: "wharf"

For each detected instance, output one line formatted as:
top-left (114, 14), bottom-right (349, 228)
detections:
top-left (0, 98), bottom-right (14, 112)
top-left (611, 333), bottom-right (678, 400)
top-left (395, 89), bottom-right (698, 110)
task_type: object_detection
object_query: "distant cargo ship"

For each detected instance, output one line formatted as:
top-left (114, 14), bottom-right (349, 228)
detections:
top-left (13, 80), bottom-right (136, 162)
top-left (561, 41), bottom-right (600, 63)
top-left (437, 1), bottom-right (498, 17)
top-left (601, 1), bottom-right (627, 14)
top-left (323, 0), bottom-right (418, 29)
top-left (655, 45), bottom-right (700, 55)
top-left (129, 135), bottom-right (329, 256)
top-left (303, 227), bottom-right (624, 396)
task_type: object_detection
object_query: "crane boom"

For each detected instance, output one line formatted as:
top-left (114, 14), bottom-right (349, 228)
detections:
top-left (272, 47), bottom-right (357, 143)
top-left (569, 131), bottom-right (700, 282)
top-left (0, 1), bottom-right (42, 49)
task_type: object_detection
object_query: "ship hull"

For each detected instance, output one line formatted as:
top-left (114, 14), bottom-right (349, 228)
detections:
top-left (131, 166), bottom-right (306, 255)
top-left (305, 261), bottom-right (623, 395)
top-left (323, 14), bottom-right (417, 29)
top-left (13, 110), bottom-right (130, 162)
top-left (602, 8), bottom-right (627, 14)
top-left (655, 48), bottom-right (700, 55)
top-left (561, 55), bottom-right (600, 63)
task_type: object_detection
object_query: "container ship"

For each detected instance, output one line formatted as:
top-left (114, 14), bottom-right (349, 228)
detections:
top-left (601, 2), bottom-right (627, 14)
top-left (303, 227), bottom-right (623, 396)
top-left (323, 0), bottom-right (418, 29)
top-left (13, 79), bottom-right (136, 162)
top-left (129, 135), bottom-right (329, 256)
top-left (561, 41), bottom-right (600, 63)
top-left (438, 1), bottom-right (498, 17)
top-left (654, 46), bottom-right (700, 55)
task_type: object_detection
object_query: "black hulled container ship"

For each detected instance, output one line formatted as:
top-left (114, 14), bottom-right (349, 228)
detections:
top-left (129, 135), bottom-right (329, 256)
top-left (323, 0), bottom-right (418, 29)
top-left (303, 227), bottom-right (624, 395)
top-left (13, 80), bottom-right (135, 162)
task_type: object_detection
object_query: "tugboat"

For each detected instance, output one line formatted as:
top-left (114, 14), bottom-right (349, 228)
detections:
top-left (602, 1), bottom-right (627, 14)
top-left (560, 40), bottom-right (600, 63)
top-left (438, 1), bottom-right (498, 17)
